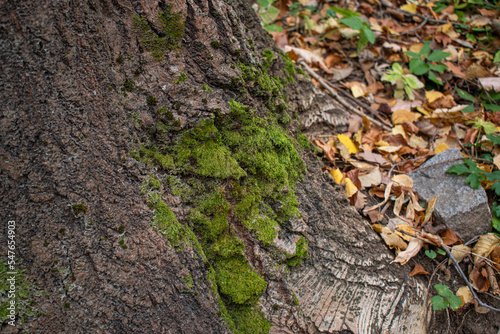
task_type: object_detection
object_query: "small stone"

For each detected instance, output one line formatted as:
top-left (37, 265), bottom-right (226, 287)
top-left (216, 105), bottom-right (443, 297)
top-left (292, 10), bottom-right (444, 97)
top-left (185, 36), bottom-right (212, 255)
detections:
top-left (409, 147), bottom-right (491, 241)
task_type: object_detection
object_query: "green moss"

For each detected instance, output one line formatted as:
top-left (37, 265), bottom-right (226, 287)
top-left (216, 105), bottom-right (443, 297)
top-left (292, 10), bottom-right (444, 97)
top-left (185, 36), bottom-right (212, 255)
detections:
top-left (280, 53), bottom-right (296, 84)
top-left (215, 258), bottom-right (267, 304)
top-left (175, 119), bottom-right (246, 179)
top-left (116, 55), bottom-right (124, 64)
top-left (174, 72), bottom-right (188, 84)
top-left (211, 40), bottom-right (220, 49)
top-left (117, 225), bottom-right (125, 233)
top-left (133, 4), bottom-right (184, 61)
top-left (230, 305), bottom-right (271, 334)
top-left (261, 49), bottom-right (274, 69)
top-left (0, 260), bottom-right (39, 324)
top-left (243, 216), bottom-right (278, 245)
top-left (287, 236), bottom-right (309, 267)
top-left (208, 233), bottom-right (245, 259)
top-left (190, 189), bottom-right (230, 241)
top-left (296, 133), bottom-right (310, 150)
top-left (182, 273), bottom-right (194, 289)
top-left (71, 203), bottom-right (88, 215)
top-left (202, 84), bottom-right (213, 93)
top-left (147, 96), bottom-right (157, 106)
top-left (130, 146), bottom-right (174, 169)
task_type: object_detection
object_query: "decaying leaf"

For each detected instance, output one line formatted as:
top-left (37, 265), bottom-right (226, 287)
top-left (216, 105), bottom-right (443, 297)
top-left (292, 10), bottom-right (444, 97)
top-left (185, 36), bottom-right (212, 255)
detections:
top-left (283, 45), bottom-right (332, 74)
top-left (367, 210), bottom-right (384, 223)
top-left (358, 166), bottom-right (382, 188)
top-left (363, 181), bottom-right (393, 214)
top-left (439, 229), bottom-right (461, 246)
top-left (392, 237), bottom-right (424, 265)
top-left (449, 244), bottom-right (471, 265)
top-left (313, 139), bottom-right (336, 163)
top-left (479, 77), bottom-right (500, 92)
top-left (491, 246), bottom-right (500, 271)
top-left (410, 264), bottom-right (430, 276)
top-left (337, 134), bottom-right (358, 154)
top-left (391, 174), bottom-right (414, 188)
top-left (470, 261), bottom-right (490, 292)
top-left (422, 195), bottom-right (438, 225)
top-left (456, 286), bottom-right (473, 306)
top-left (471, 233), bottom-right (500, 264)
top-left (376, 225), bottom-right (408, 251)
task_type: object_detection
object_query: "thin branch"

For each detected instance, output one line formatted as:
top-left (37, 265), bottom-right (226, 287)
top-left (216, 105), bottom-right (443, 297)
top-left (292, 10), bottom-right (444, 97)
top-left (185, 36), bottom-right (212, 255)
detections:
top-left (400, 16), bottom-right (430, 36)
top-left (297, 59), bottom-right (392, 131)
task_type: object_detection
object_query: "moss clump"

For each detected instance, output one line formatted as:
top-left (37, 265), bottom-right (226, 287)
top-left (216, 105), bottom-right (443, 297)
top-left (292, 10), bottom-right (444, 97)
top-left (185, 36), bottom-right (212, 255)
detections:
top-left (174, 72), bottom-right (188, 84)
top-left (133, 4), bottom-right (184, 61)
top-left (202, 84), bottom-right (213, 93)
top-left (207, 234), bottom-right (245, 259)
top-left (210, 41), bottom-right (220, 49)
top-left (146, 96), bottom-right (158, 106)
top-left (215, 258), bottom-right (267, 304)
top-left (122, 79), bottom-right (135, 92)
top-left (287, 236), bottom-right (309, 267)
top-left (182, 273), bottom-right (194, 289)
top-left (296, 133), bottom-right (311, 150)
top-left (261, 49), bottom-right (274, 69)
top-left (117, 225), bottom-right (125, 233)
top-left (175, 119), bottom-right (246, 179)
top-left (230, 305), bottom-right (271, 334)
top-left (189, 189), bottom-right (230, 241)
top-left (280, 53), bottom-right (297, 84)
top-left (71, 203), bottom-right (88, 215)
top-left (130, 146), bottom-right (174, 169)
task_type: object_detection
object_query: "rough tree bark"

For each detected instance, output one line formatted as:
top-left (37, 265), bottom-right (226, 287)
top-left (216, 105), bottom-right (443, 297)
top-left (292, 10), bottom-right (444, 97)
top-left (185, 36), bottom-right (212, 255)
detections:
top-left (0, 0), bottom-right (430, 333)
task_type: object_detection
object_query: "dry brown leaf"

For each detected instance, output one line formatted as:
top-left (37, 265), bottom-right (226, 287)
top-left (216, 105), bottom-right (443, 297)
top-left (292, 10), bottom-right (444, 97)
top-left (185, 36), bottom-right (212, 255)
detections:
top-left (491, 246), bottom-right (500, 271)
top-left (312, 139), bottom-right (336, 163)
top-left (358, 150), bottom-right (390, 166)
top-left (358, 166), bottom-right (382, 188)
top-left (354, 191), bottom-right (367, 209)
top-left (377, 145), bottom-right (402, 153)
top-left (363, 181), bottom-right (393, 214)
top-left (367, 210), bottom-right (384, 223)
top-left (470, 262), bottom-right (490, 292)
top-left (472, 233), bottom-right (500, 264)
top-left (392, 237), bottom-right (424, 265)
top-left (391, 174), bottom-right (414, 188)
top-left (379, 226), bottom-right (408, 251)
top-left (283, 45), bottom-right (332, 74)
top-left (392, 110), bottom-right (421, 124)
top-left (409, 134), bottom-right (428, 149)
top-left (410, 264), bottom-right (431, 276)
top-left (422, 195), bottom-right (438, 225)
top-left (449, 244), bottom-right (471, 265)
top-left (439, 229), bottom-right (462, 246)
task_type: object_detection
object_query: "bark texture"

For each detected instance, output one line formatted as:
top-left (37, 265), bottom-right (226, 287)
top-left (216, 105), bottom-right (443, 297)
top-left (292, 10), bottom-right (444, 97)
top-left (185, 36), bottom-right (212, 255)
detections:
top-left (1, 0), bottom-right (429, 333)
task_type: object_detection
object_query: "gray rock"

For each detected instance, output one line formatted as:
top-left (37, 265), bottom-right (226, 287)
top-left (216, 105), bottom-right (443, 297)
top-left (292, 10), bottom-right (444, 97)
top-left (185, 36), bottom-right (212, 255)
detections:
top-left (408, 147), bottom-right (491, 241)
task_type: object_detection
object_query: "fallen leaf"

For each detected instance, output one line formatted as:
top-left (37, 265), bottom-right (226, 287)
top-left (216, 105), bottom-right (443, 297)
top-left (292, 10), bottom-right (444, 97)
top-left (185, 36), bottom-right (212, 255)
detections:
top-left (391, 174), bottom-right (414, 188)
top-left (377, 145), bottom-right (402, 153)
top-left (439, 229), bottom-right (461, 246)
top-left (342, 177), bottom-right (358, 197)
top-left (434, 143), bottom-right (448, 154)
top-left (422, 195), bottom-right (438, 225)
top-left (358, 150), bottom-right (390, 166)
top-left (393, 193), bottom-right (405, 216)
top-left (410, 264), bottom-right (430, 276)
top-left (479, 77), bottom-right (500, 92)
top-left (409, 134), bottom-right (428, 149)
top-left (472, 233), bottom-right (500, 264)
top-left (330, 168), bottom-right (344, 184)
top-left (358, 166), bottom-right (382, 188)
top-left (456, 286), bottom-right (473, 306)
top-left (283, 45), bottom-right (332, 74)
top-left (470, 262), bottom-right (490, 292)
top-left (490, 246), bottom-right (500, 271)
top-left (367, 210), bottom-right (384, 223)
top-left (379, 225), bottom-right (408, 251)
top-left (449, 244), bottom-right (471, 265)
top-left (354, 191), bottom-right (367, 209)
top-left (395, 223), bottom-right (415, 241)
top-left (336, 140), bottom-right (351, 160)
top-left (392, 110), bottom-right (421, 124)
top-left (337, 134), bottom-right (358, 154)
top-left (426, 90), bottom-right (444, 103)
top-left (313, 139), bottom-right (336, 163)
top-left (392, 237), bottom-right (424, 265)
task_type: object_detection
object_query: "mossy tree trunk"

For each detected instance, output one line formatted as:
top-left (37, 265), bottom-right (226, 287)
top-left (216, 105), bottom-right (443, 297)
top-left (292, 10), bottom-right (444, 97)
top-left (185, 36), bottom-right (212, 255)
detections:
top-left (1, 0), bottom-right (429, 333)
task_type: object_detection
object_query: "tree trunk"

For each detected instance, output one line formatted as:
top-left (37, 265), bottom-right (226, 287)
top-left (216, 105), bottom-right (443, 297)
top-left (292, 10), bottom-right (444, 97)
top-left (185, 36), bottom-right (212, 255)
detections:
top-left (0, 0), bottom-right (429, 333)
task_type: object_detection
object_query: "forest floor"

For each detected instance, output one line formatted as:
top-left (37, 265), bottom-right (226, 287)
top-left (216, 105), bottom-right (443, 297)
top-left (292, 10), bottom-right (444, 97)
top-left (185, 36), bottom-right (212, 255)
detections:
top-left (253, 0), bottom-right (500, 331)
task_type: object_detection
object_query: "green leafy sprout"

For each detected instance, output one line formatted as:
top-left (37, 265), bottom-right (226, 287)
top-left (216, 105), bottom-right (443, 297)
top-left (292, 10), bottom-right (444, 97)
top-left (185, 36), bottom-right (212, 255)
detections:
top-left (404, 41), bottom-right (450, 85)
top-left (381, 62), bottom-right (424, 100)
top-left (431, 284), bottom-right (462, 310)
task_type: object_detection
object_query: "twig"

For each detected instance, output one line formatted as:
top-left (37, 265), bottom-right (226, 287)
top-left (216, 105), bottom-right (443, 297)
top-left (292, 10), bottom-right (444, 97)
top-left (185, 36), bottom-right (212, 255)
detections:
top-left (441, 241), bottom-right (500, 312)
top-left (297, 59), bottom-right (393, 131)
top-left (388, 155), bottom-right (429, 178)
top-left (400, 16), bottom-right (430, 36)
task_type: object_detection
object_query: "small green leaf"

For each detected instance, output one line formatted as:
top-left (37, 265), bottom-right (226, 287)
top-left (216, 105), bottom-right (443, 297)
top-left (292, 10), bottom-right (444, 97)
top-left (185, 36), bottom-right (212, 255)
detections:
top-left (420, 42), bottom-right (432, 57)
top-left (494, 50), bottom-right (500, 63)
top-left (330, 6), bottom-right (360, 17)
top-left (409, 58), bottom-right (429, 75)
top-left (456, 88), bottom-right (476, 102)
top-left (462, 104), bottom-right (475, 113)
top-left (483, 104), bottom-right (500, 112)
top-left (491, 182), bottom-right (500, 196)
top-left (431, 295), bottom-right (449, 310)
top-left (342, 17), bottom-right (363, 30)
top-left (492, 216), bottom-right (500, 232)
top-left (435, 284), bottom-right (453, 297)
top-left (484, 171), bottom-right (500, 182)
top-left (437, 248), bottom-right (446, 255)
top-left (404, 51), bottom-right (421, 58)
top-left (264, 23), bottom-right (283, 32)
top-left (427, 50), bottom-right (451, 62)
top-left (362, 26), bottom-right (376, 44)
top-left (429, 64), bottom-right (448, 73)
top-left (425, 249), bottom-right (437, 259)
top-left (428, 71), bottom-right (443, 85)
top-left (448, 295), bottom-right (463, 309)
top-left (392, 62), bottom-right (403, 74)
top-left (486, 133), bottom-right (500, 145)
top-left (446, 164), bottom-right (471, 175)
top-left (404, 74), bottom-right (424, 89)
top-left (465, 173), bottom-right (482, 189)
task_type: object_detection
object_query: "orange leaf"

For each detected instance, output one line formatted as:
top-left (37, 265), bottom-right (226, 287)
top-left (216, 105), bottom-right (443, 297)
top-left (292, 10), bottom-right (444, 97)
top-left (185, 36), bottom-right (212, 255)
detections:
top-left (410, 264), bottom-right (430, 276)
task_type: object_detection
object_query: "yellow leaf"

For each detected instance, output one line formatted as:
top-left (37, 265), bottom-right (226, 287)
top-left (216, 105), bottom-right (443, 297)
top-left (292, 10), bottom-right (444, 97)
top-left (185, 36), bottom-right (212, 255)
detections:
top-left (423, 195), bottom-right (437, 225)
top-left (395, 224), bottom-right (415, 241)
top-left (330, 168), bottom-right (344, 184)
top-left (342, 177), bottom-right (358, 197)
top-left (391, 109), bottom-right (421, 124)
top-left (471, 233), bottom-right (500, 264)
top-left (337, 134), bottom-right (358, 154)
top-left (379, 226), bottom-right (408, 251)
top-left (375, 141), bottom-right (390, 147)
top-left (391, 174), bottom-right (414, 188)
top-left (409, 134), bottom-right (428, 149)
top-left (494, 154), bottom-right (500, 170)
top-left (358, 166), bottom-right (382, 188)
top-left (426, 90), bottom-right (444, 103)
top-left (351, 84), bottom-right (366, 98)
top-left (400, 3), bottom-right (417, 13)
top-left (438, 23), bottom-right (460, 39)
top-left (434, 143), bottom-right (448, 154)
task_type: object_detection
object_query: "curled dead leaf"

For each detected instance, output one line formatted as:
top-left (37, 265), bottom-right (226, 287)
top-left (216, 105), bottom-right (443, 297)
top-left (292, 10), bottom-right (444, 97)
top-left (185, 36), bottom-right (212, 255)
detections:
top-left (470, 261), bottom-right (490, 292)
top-left (392, 237), bottom-right (423, 265)
top-left (449, 244), bottom-right (471, 266)
top-left (471, 233), bottom-right (500, 264)
top-left (456, 286), bottom-right (473, 307)
top-left (409, 264), bottom-right (430, 276)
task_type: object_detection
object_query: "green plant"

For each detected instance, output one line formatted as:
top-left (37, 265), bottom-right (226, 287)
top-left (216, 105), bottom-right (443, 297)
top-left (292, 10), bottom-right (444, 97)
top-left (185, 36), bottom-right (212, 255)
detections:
top-left (404, 41), bottom-right (450, 85)
top-left (430, 284), bottom-right (462, 310)
top-left (329, 7), bottom-right (376, 52)
top-left (381, 63), bottom-right (424, 100)
top-left (174, 72), bottom-right (188, 84)
top-left (254, 0), bottom-right (283, 32)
